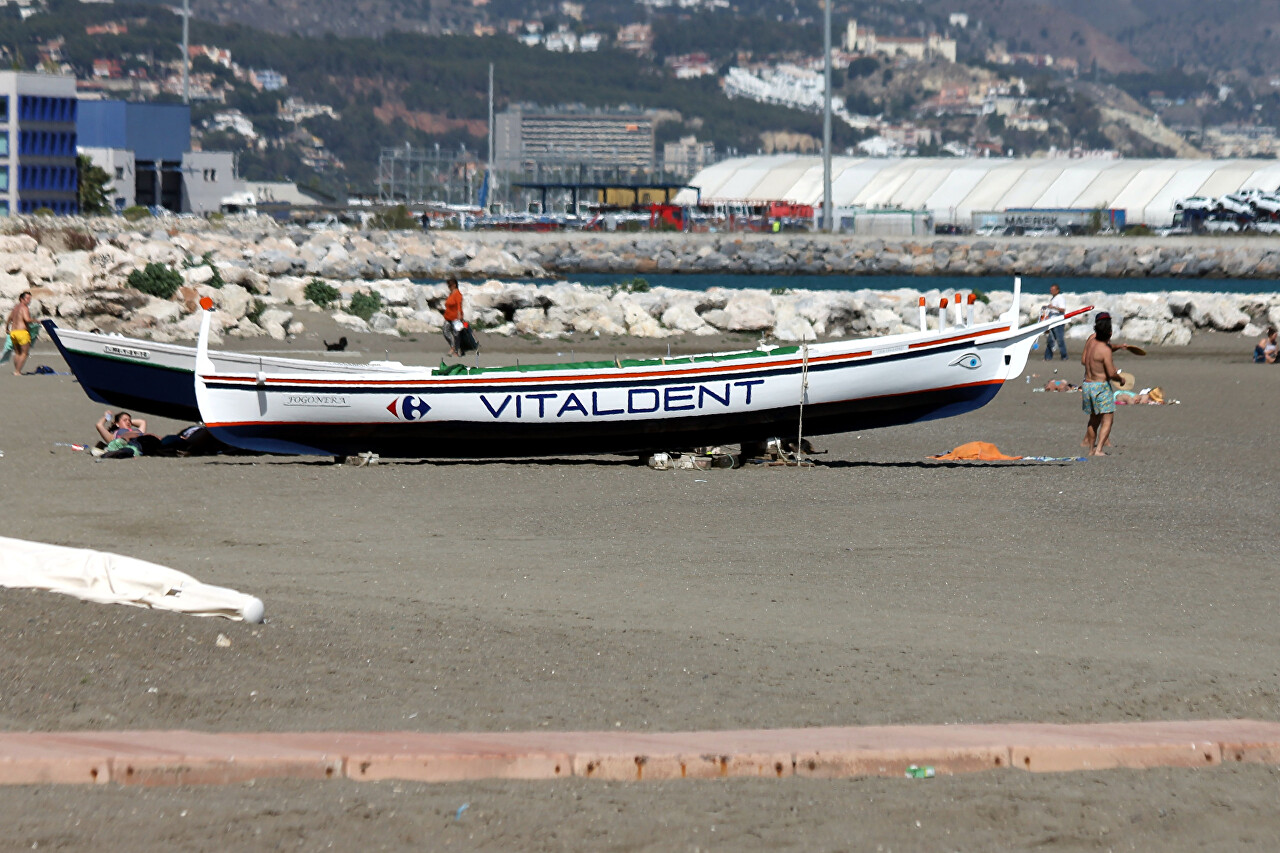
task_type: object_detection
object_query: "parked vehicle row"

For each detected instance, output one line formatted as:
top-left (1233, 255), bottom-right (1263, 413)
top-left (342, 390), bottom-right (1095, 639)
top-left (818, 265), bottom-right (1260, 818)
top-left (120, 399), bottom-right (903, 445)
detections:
top-left (1174, 188), bottom-right (1280, 234)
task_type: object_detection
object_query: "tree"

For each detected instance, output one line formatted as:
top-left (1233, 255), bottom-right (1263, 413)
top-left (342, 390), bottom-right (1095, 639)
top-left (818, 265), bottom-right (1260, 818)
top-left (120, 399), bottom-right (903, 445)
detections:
top-left (76, 154), bottom-right (113, 215)
top-left (371, 204), bottom-right (419, 230)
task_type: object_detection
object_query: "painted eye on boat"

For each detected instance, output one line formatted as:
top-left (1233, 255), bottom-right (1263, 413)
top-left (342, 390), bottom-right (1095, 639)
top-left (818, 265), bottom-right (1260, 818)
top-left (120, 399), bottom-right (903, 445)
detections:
top-left (950, 353), bottom-right (982, 369)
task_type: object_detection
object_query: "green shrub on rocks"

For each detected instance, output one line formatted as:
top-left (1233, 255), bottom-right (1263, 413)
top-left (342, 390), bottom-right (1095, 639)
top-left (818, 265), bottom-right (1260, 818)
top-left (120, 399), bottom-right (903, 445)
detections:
top-left (184, 251), bottom-right (223, 288)
top-left (348, 291), bottom-right (382, 322)
top-left (122, 206), bottom-right (151, 222)
top-left (246, 299), bottom-right (267, 326)
top-left (371, 204), bottom-right (419, 230)
top-left (609, 277), bottom-right (650, 296)
top-left (305, 278), bottom-right (340, 308)
top-left (127, 262), bottom-right (183, 300)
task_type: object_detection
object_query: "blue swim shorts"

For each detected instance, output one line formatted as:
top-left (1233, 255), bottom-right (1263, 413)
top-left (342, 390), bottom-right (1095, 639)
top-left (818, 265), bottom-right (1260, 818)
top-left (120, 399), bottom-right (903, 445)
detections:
top-left (1081, 380), bottom-right (1115, 415)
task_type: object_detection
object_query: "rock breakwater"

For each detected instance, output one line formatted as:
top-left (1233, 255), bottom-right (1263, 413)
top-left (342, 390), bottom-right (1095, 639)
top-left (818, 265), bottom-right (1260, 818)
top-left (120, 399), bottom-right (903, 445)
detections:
top-left (3, 218), bottom-right (1279, 347)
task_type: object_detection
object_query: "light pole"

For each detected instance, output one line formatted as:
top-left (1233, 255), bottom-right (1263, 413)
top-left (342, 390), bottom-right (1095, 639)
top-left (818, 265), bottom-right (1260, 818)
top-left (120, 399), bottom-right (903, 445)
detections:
top-left (822, 0), bottom-right (833, 232)
top-left (182, 0), bottom-right (190, 104)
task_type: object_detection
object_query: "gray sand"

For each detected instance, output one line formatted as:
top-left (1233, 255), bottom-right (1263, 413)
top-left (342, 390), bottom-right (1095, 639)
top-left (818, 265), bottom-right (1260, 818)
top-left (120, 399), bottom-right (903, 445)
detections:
top-left (1, 323), bottom-right (1279, 850)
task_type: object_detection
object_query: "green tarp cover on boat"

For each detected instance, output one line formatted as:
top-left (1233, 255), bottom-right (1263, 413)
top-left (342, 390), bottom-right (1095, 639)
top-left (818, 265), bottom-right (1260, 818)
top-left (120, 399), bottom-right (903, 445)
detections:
top-left (435, 346), bottom-right (801, 377)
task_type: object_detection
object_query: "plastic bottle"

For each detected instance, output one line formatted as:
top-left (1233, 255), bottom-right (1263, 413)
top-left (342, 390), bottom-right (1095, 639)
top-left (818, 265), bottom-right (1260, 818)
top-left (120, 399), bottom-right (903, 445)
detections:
top-left (905, 765), bottom-right (936, 779)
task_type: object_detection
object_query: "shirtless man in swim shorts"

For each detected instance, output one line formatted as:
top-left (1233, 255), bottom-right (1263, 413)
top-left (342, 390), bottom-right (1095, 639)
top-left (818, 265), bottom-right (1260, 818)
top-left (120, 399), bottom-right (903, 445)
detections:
top-left (1080, 311), bottom-right (1125, 457)
top-left (4, 291), bottom-right (33, 376)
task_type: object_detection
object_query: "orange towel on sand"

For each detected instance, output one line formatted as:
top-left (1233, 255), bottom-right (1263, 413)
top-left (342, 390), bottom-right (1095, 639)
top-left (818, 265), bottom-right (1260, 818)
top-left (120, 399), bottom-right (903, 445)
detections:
top-left (931, 441), bottom-right (1022, 461)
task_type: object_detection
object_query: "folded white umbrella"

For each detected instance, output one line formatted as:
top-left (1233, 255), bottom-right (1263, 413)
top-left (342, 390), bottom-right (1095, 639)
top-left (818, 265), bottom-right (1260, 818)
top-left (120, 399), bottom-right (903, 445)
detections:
top-left (0, 536), bottom-right (264, 623)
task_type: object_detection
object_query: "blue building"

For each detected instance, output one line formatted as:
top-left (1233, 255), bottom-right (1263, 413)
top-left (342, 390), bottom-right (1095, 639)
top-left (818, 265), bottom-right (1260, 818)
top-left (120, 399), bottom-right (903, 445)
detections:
top-left (77, 100), bottom-right (191, 212)
top-left (0, 72), bottom-right (80, 216)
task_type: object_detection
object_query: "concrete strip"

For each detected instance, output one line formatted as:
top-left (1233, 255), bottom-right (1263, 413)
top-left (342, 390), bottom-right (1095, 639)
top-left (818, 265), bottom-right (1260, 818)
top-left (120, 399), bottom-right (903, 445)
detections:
top-left (0, 735), bottom-right (115, 785)
top-left (253, 733), bottom-right (574, 783)
top-left (3, 720), bottom-right (1280, 786)
top-left (34, 731), bottom-right (343, 786)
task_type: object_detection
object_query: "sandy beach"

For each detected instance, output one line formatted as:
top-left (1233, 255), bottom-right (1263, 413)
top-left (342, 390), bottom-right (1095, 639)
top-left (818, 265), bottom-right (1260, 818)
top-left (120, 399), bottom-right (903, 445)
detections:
top-left (2, 314), bottom-right (1279, 850)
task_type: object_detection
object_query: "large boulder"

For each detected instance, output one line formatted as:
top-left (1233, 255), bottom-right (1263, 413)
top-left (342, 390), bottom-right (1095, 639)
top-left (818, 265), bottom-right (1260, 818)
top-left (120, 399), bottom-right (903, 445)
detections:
top-left (371, 282), bottom-right (415, 306)
top-left (661, 302), bottom-right (713, 334)
top-left (332, 312), bottom-right (370, 332)
top-left (229, 318), bottom-right (267, 338)
top-left (182, 265), bottom-right (216, 286)
top-left (254, 249), bottom-right (299, 276)
top-left (1186, 295), bottom-right (1249, 332)
top-left (0, 234), bottom-right (38, 253)
top-left (50, 252), bottom-right (92, 290)
top-left (397, 312), bottom-right (444, 334)
top-left (1117, 292), bottom-right (1173, 322)
top-left (135, 297), bottom-right (183, 325)
top-left (53, 296), bottom-right (84, 318)
top-left (218, 263), bottom-right (267, 294)
top-left (368, 311), bottom-right (400, 336)
top-left (89, 244), bottom-right (135, 276)
top-left (258, 308), bottom-right (294, 341)
top-left (463, 246), bottom-right (527, 277)
top-left (269, 277), bottom-right (307, 305)
top-left (81, 290), bottom-right (148, 318)
top-left (0, 271), bottom-right (28, 298)
top-left (772, 301), bottom-right (817, 342)
top-left (720, 291), bottom-right (775, 331)
top-left (211, 284), bottom-right (254, 320)
top-left (571, 308), bottom-right (627, 336)
top-left (513, 307), bottom-right (562, 336)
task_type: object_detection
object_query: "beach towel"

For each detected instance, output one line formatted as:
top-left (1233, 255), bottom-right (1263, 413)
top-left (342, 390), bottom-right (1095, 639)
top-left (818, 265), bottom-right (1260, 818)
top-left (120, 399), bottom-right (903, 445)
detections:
top-left (0, 536), bottom-right (264, 622)
top-left (931, 441), bottom-right (1022, 461)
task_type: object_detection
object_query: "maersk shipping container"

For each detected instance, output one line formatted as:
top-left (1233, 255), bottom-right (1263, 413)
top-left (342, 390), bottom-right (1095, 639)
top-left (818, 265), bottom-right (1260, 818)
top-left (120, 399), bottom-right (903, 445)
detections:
top-left (971, 207), bottom-right (1125, 233)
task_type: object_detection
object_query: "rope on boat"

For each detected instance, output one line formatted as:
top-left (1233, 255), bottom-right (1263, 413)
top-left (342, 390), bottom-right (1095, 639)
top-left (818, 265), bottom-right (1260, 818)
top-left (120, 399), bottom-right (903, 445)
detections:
top-left (797, 341), bottom-right (810, 462)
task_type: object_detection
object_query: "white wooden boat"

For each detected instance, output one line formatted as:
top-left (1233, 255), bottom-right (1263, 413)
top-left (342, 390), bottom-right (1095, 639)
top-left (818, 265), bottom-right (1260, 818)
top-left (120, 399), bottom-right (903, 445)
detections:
top-left (192, 283), bottom-right (1087, 458)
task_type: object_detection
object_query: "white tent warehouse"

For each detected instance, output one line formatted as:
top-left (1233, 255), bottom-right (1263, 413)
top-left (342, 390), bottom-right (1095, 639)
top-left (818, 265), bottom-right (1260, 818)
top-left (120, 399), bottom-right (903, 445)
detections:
top-left (678, 156), bottom-right (1280, 228)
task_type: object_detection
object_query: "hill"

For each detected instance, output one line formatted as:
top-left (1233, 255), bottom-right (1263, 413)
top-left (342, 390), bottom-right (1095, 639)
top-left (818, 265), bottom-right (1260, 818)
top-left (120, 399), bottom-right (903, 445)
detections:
top-left (125, 0), bottom-right (1280, 78)
top-left (10, 1), bottom-right (852, 195)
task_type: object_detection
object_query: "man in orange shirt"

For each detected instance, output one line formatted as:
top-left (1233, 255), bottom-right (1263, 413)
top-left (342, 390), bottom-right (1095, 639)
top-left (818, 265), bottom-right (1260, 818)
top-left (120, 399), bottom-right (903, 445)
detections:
top-left (442, 277), bottom-right (464, 357)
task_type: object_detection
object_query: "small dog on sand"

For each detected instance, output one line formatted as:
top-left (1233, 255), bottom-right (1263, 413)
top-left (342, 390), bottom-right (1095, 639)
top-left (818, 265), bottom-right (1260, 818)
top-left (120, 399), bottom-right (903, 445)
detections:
top-left (324, 336), bottom-right (348, 352)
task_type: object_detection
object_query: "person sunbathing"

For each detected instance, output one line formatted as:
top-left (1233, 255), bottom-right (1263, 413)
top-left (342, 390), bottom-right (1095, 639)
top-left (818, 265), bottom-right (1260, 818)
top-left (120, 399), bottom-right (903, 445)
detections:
top-left (1115, 387), bottom-right (1167, 405)
top-left (93, 411), bottom-right (159, 458)
top-left (1255, 326), bottom-right (1278, 364)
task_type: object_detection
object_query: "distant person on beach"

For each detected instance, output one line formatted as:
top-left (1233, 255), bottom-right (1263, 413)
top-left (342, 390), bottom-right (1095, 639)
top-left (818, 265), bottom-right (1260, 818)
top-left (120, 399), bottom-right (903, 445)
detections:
top-left (442, 276), bottom-right (464, 357)
top-left (1080, 312), bottom-right (1125, 456)
top-left (4, 291), bottom-right (33, 376)
top-left (1042, 283), bottom-right (1068, 361)
top-left (1255, 326), bottom-right (1278, 364)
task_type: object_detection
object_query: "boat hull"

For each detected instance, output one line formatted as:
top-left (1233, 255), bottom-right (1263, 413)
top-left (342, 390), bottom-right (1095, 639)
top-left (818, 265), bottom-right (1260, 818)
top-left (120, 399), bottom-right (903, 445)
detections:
top-left (42, 321), bottom-right (417, 422)
top-left (207, 382), bottom-right (1003, 458)
top-left (197, 322), bottom-right (1046, 458)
